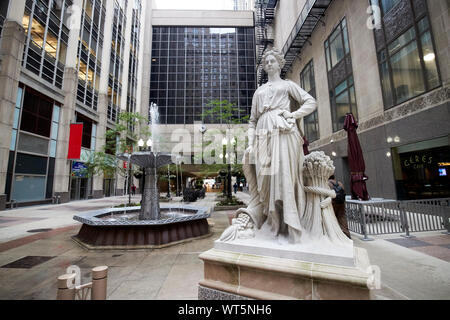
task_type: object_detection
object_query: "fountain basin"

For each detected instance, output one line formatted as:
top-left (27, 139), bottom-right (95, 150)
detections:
top-left (72, 205), bottom-right (211, 249)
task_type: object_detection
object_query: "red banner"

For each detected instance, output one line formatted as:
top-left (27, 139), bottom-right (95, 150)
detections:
top-left (67, 123), bottom-right (83, 160)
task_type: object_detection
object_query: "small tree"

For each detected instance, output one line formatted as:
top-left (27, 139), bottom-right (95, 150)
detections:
top-left (83, 111), bottom-right (150, 188)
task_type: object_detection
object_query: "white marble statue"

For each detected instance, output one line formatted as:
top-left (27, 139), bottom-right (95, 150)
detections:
top-left (220, 49), bottom-right (352, 248)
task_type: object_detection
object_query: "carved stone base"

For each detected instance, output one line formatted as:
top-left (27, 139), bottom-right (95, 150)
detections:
top-left (198, 247), bottom-right (374, 300)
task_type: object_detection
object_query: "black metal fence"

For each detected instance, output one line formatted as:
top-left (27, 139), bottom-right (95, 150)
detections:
top-left (346, 198), bottom-right (450, 240)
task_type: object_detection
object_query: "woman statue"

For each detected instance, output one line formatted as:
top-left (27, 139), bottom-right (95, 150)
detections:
top-left (223, 49), bottom-right (317, 243)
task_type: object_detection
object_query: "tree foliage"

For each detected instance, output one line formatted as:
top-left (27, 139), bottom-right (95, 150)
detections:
top-left (83, 112), bottom-right (150, 178)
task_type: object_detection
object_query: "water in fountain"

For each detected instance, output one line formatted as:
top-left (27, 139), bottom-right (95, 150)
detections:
top-left (149, 102), bottom-right (160, 154)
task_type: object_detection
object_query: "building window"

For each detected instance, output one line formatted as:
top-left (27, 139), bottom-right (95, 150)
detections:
top-left (150, 27), bottom-right (256, 125)
top-left (20, 87), bottom-right (54, 138)
top-left (76, 113), bottom-right (94, 149)
top-left (300, 60), bottom-right (319, 142)
top-left (76, 0), bottom-right (105, 111)
top-left (372, 0), bottom-right (440, 109)
top-left (22, 0), bottom-right (72, 89)
top-left (325, 18), bottom-right (357, 132)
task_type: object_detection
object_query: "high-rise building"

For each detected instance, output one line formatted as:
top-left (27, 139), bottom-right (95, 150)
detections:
top-left (0, 1), bottom-right (255, 209)
top-left (149, 26), bottom-right (256, 125)
top-left (0, 0), bottom-right (146, 209)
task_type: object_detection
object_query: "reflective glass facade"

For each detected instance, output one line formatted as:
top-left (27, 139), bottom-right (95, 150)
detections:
top-left (22, 0), bottom-right (73, 89)
top-left (300, 60), bottom-right (319, 143)
top-left (127, 0), bottom-right (142, 132)
top-left (76, 0), bottom-right (106, 111)
top-left (371, 0), bottom-right (441, 109)
top-left (107, 0), bottom-right (128, 123)
top-left (150, 27), bottom-right (256, 124)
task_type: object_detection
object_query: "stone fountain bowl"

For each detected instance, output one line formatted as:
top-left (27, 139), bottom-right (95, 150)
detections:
top-left (117, 152), bottom-right (173, 168)
top-left (72, 205), bottom-right (211, 249)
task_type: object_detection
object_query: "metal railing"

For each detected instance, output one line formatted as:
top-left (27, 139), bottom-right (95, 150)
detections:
top-left (346, 198), bottom-right (450, 240)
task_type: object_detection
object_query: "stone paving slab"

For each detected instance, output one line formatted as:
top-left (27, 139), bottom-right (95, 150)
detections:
top-left (0, 193), bottom-right (449, 300)
top-left (385, 235), bottom-right (450, 262)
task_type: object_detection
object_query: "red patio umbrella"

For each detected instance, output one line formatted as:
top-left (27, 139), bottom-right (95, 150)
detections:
top-left (303, 136), bottom-right (310, 156)
top-left (344, 113), bottom-right (370, 201)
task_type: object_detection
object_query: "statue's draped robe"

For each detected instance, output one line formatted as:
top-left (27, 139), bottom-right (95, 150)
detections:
top-left (239, 80), bottom-right (317, 242)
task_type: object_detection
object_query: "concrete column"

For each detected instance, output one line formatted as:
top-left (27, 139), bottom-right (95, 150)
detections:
top-left (135, 0), bottom-right (147, 119)
top-left (53, 0), bottom-right (83, 203)
top-left (93, 0), bottom-right (115, 196)
top-left (109, 1), bottom-right (132, 197)
top-left (138, 0), bottom-right (153, 125)
top-left (120, 1), bottom-right (133, 111)
top-left (0, 0), bottom-right (26, 210)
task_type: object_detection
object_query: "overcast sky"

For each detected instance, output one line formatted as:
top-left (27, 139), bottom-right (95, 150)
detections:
top-left (153, 0), bottom-right (235, 10)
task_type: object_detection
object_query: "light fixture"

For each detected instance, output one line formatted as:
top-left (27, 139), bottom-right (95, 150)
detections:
top-left (330, 139), bottom-right (334, 144)
top-left (222, 138), bottom-right (228, 146)
top-left (146, 138), bottom-right (153, 147)
top-left (331, 152), bottom-right (337, 157)
top-left (386, 152), bottom-right (392, 158)
top-left (138, 139), bottom-right (144, 147)
top-left (219, 154), bottom-right (223, 159)
top-left (424, 53), bottom-right (435, 62)
top-left (231, 138), bottom-right (236, 145)
top-left (387, 137), bottom-right (393, 144)
top-left (225, 154), bottom-right (229, 159)
top-left (394, 136), bottom-right (400, 143)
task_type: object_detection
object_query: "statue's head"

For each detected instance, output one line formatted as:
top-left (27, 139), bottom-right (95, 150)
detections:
top-left (262, 49), bottom-right (285, 75)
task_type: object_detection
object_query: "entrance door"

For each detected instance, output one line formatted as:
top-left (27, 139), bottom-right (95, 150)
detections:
top-left (70, 178), bottom-right (89, 200)
top-left (103, 179), bottom-right (115, 197)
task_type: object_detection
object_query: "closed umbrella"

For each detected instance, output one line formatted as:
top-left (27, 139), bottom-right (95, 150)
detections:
top-left (344, 113), bottom-right (369, 201)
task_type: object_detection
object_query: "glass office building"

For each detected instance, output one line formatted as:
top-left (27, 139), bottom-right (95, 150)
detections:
top-left (150, 26), bottom-right (256, 125)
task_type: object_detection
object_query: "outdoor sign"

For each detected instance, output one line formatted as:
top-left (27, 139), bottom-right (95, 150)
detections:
top-left (72, 162), bottom-right (88, 178)
top-left (67, 123), bottom-right (83, 160)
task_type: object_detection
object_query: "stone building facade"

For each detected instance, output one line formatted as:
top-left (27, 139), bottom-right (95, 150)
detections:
top-left (0, 0), bottom-right (146, 209)
top-left (264, 0), bottom-right (449, 200)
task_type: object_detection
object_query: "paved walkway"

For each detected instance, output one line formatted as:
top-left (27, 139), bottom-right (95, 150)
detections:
top-left (0, 192), bottom-right (449, 300)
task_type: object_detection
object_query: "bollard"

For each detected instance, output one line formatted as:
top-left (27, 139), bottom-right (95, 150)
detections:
top-left (91, 266), bottom-right (108, 300)
top-left (56, 273), bottom-right (76, 300)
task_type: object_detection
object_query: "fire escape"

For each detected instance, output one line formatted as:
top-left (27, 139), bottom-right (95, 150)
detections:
top-left (254, 0), bottom-right (332, 84)
top-left (280, 0), bottom-right (332, 77)
top-left (255, 0), bottom-right (278, 86)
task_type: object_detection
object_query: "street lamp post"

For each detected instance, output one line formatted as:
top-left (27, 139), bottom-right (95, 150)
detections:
top-left (127, 153), bottom-right (131, 206)
top-left (199, 124), bottom-right (207, 164)
top-left (166, 164), bottom-right (171, 199)
top-left (137, 138), bottom-right (153, 195)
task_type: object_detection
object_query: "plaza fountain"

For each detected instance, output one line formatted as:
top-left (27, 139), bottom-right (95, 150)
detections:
top-left (72, 104), bottom-right (211, 249)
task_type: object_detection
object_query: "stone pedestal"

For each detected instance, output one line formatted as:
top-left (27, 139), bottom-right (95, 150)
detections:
top-left (199, 245), bottom-right (374, 300)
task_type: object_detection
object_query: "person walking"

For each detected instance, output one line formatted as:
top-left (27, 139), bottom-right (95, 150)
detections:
top-left (131, 184), bottom-right (136, 196)
top-left (233, 182), bottom-right (238, 194)
top-left (328, 176), bottom-right (351, 239)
